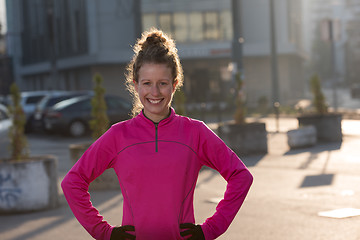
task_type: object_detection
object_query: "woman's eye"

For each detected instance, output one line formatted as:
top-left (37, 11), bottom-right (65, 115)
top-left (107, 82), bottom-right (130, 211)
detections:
top-left (160, 82), bottom-right (168, 86)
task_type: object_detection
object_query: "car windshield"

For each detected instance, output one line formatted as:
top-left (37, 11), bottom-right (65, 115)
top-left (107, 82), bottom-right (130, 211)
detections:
top-left (106, 96), bottom-right (132, 110)
top-left (0, 109), bottom-right (9, 120)
top-left (47, 96), bottom-right (76, 107)
top-left (52, 96), bottom-right (90, 110)
top-left (25, 95), bottom-right (46, 104)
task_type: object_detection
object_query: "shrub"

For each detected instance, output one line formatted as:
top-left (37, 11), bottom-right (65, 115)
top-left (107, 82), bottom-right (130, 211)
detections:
top-left (89, 73), bottom-right (109, 140)
top-left (310, 74), bottom-right (328, 114)
top-left (8, 83), bottom-right (29, 160)
top-left (234, 72), bottom-right (246, 124)
top-left (173, 88), bottom-right (186, 116)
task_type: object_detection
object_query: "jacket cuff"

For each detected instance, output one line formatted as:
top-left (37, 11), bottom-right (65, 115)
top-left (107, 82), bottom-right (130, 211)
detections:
top-left (200, 223), bottom-right (215, 240)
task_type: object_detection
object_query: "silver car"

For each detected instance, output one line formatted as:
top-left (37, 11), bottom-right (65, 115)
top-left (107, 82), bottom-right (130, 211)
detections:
top-left (0, 103), bottom-right (12, 159)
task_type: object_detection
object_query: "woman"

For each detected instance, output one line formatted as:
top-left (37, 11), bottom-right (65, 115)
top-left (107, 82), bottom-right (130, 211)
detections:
top-left (61, 29), bottom-right (253, 240)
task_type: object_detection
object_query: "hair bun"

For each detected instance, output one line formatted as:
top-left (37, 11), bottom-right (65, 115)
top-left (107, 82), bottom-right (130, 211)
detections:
top-left (141, 32), bottom-right (167, 50)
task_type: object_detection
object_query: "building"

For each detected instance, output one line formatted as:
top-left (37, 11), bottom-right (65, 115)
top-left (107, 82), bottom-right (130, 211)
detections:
top-left (304, 0), bottom-right (360, 87)
top-left (0, 20), bottom-right (13, 96)
top-left (343, 0), bottom-right (360, 86)
top-left (6, 0), bottom-right (305, 108)
top-left (6, 0), bottom-right (140, 99)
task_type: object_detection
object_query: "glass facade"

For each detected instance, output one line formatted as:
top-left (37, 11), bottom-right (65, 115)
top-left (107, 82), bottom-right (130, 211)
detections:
top-left (189, 12), bottom-right (204, 42)
top-left (173, 13), bottom-right (188, 42)
top-left (142, 10), bottom-right (233, 42)
top-left (21, 0), bottom-right (88, 65)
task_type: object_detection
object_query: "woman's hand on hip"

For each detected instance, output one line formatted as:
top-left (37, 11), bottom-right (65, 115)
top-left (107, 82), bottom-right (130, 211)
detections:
top-left (180, 223), bottom-right (205, 240)
top-left (110, 225), bottom-right (136, 240)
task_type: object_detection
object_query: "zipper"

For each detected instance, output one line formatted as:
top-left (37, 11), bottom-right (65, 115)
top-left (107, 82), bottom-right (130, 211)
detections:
top-left (154, 123), bottom-right (159, 152)
top-left (141, 109), bottom-right (172, 153)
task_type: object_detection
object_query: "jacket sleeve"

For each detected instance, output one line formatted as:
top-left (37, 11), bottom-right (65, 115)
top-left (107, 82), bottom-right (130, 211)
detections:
top-left (197, 122), bottom-right (253, 240)
top-left (61, 126), bottom-right (118, 240)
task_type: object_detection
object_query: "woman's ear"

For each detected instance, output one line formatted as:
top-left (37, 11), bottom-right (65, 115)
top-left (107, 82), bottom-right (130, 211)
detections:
top-left (172, 80), bottom-right (178, 93)
top-left (133, 79), bottom-right (138, 92)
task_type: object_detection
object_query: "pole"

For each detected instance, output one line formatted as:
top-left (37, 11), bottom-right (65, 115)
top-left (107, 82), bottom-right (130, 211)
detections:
top-left (133, 0), bottom-right (142, 39)
top-left (47, 0), bottom-right (58, 90)
top-left (231, 0), bottom-right (246, 125)
top-left (329, 20), bottom-right (338, 112)
top-left (231, 0), bottom-right (243, 75)
top-left (270, 0), bottom-right (280, 132)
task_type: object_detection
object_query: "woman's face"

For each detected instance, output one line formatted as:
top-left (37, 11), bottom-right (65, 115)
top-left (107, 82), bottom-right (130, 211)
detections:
top-left (134, 63), bottom-right (176, 122)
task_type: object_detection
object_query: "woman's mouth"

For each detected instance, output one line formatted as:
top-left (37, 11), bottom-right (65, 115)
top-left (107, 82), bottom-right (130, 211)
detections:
top-left (148, 98), bottom-right (163, 104)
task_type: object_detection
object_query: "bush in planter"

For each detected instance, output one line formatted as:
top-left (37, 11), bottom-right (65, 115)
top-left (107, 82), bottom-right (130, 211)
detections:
top-left (310, 74), bottom-right (328, 115)
top-left (220, 72), bottom-right (267, 156)
top-left (0, 83), bottom-right (58, 213)
top-left (69, 73), bottom-right (118, 190)
top-left (297, 74), bottom-right (342, 142)
top-left (8, 83), bottom-right (29, 160)
top-left (89, 73), bottom-right (110, 140)
top-left (173, 88), bottom-right (186, 116)
top-left (234, 72), bottom-right (246, 124)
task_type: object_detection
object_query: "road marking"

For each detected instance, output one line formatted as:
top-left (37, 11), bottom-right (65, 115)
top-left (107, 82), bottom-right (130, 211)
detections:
top-left (318, 208), bottom-right (360, 219)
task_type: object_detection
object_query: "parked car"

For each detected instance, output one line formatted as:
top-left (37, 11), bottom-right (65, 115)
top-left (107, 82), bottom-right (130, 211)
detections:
top-left (31, 91), bottom-right (92, 131)
top-left (6, 91), bottom-right (49, 132)
top-left (44, 95), bottom-right (132, 137)
top-left (0, 103), bottom-right (12, 159)
top-left (351, 83), bottom-right (360, 99)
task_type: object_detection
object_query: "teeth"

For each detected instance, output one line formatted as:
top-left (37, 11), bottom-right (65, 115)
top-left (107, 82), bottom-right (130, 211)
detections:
top-left (148, 99), bottom-right (161, 104)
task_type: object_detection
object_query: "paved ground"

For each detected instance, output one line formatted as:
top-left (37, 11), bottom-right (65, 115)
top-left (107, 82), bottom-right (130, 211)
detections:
top-left (1, 117), bottom-right (360, 240)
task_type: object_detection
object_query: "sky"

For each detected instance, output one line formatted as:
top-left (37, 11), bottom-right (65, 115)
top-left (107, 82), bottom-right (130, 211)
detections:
top-left (0, 0), bottom-right (6, 34)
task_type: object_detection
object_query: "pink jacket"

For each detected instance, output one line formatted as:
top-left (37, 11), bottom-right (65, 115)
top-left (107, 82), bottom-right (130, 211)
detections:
top-left (61, 108), bottom-right (253, 240)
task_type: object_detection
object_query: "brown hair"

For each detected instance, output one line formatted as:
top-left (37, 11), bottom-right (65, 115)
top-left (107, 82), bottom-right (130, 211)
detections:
top-left (125, 28), bottom-right (184, 117)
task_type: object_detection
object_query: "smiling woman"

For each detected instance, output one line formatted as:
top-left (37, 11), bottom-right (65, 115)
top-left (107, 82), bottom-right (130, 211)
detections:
top-left (61, 28), bottom-right (253, 240)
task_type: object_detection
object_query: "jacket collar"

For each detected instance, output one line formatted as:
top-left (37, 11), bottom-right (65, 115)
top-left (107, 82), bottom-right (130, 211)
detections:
top-left (137, 107), bottom-right (176, 126)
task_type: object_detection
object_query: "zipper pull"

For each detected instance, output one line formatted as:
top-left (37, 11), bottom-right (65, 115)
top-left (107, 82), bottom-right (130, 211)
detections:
top-left (155, 123), bottom-right (159, 152)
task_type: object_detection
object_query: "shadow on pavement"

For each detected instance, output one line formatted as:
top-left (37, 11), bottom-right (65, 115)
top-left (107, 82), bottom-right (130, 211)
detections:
top-left (299, 173), bottom-right (335, 188)
top-left (284, 141), bottom-right (342, 170)
top-left (284, 141), bottom-right (342, 157)
top-left (285, 141), bottom-right (342, 189)
top-left (241, 154), bottom-right (266, 167)
top-left (0, 190), bottom-right (122, 240)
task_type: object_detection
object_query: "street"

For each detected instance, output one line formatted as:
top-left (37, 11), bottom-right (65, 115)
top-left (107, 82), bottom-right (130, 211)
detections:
top-left (0, 117), bottom-right (360, 239)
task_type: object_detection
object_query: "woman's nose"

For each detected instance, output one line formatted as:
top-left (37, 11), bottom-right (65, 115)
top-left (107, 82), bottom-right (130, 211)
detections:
top-left (151, 84), bottom-right (160, 96)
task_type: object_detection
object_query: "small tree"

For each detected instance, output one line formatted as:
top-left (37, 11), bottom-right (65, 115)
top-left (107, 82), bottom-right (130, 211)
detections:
top-left (8, 83), bottom-right (29, 160)
top-left (173, 88), bottom-right (186, 116)
top-left (234, 72), bottom-right (246, 124)
top-left (89, 73), bottom-right (109, 140)
top-left (310, 74), bottom-right (328, 114)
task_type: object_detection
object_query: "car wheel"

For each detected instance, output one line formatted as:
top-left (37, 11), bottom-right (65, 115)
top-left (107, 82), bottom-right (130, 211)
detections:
top-left (68, 120), bottom-right (87, 137)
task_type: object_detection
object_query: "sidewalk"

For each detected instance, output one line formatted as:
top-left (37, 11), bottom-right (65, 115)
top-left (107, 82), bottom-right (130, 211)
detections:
top-left (1, 117), bottom-right (360, 240)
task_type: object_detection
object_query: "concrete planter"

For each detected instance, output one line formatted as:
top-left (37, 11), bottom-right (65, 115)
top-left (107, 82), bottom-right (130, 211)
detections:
top-left (69, 142), bottom-right (119, 191)
top-left (297, 113), bottom-right (342, 142)
top-left (219, 122), bottom-right (268, 156)
top-left (0, 156), bottom-right (58, 213)
top-left (287, 125), bottom-right (317, 149)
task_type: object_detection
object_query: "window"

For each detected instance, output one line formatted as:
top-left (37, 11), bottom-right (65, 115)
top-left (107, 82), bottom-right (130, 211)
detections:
top-left (159, 13), bottom-right (172, 36)
top-left (143, 13), bottom-right (157, 31)
top-left (220, 11), bottom-right (232, 40)
top-left (189, 12), bottom-right (203, 42)
top-left (25, 95), bottom-right (46, 104)
top-left (174, 13), bottom-right (188, 42)
top-left (142, 10), bottom-right (233, 43)
top-left (0, 109), bottom-right (9, 120)
top-left (106, 97), bottom-right (131, 110)
top-left (204, 12), bottom-right (219, 40)
top-left (70, 99), bottom-right (91, 111)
